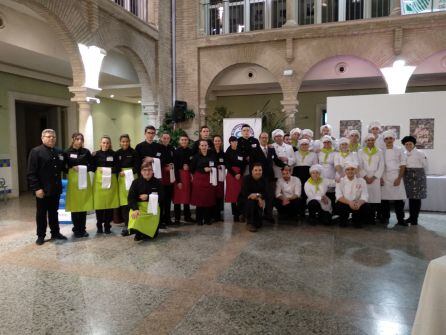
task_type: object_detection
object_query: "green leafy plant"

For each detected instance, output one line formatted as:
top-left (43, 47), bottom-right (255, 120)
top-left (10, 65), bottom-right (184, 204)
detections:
top-left (157, 109), bottom-right (189, 147)
top-left (249, 99), bottom-right (287, 136)
top-left (207, 106), bottom-right (233, 135)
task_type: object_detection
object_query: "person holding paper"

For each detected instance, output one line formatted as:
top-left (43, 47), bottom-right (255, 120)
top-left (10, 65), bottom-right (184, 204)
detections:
top-left (238, 163), bottom-right (269, 232)
top-left (64, 132), bottom-right (93, 238)
top-left (128, 162), bottom-right (164, 241)
top-left (160, 132), bottom-right (175, 227)
top-left (135, 125), bottom-right (165, 174)
top-left (224, 136), bottom-right (244, 222)
top-left (173, 134), bottom-right (194, 224)
top-left (304, 164), bottom-right (332, 225)
top-left (116, 134), bottom-right (139, 236)
top-left (335, 163), bottom-right (373, 228)
top-left (92, 136), bottom-right (119, 234)
top-left (27, 129), bottom-right (67, 245)
top-left (212, 135), bottom-right (225, 222)
top-left (190, 139), bottom-right (216, 225)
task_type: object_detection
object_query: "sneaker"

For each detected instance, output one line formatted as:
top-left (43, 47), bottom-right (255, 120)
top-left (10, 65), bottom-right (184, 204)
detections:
top-left (36, 237), bottom-right (45, 245)
top-left (51, 233), bottom-right (67, 240)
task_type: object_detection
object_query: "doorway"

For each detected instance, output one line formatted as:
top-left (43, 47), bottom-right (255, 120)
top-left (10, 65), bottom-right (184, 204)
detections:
top-left (15, 101), bottom-right (67, 193)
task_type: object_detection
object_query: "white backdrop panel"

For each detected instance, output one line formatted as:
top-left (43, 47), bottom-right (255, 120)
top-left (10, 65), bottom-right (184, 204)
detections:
top-left (327, 91), bottom-right (446, 175)
top-left (223, 118), bottom-right (262, 151)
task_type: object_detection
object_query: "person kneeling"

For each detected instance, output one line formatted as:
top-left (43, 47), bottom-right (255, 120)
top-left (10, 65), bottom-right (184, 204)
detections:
top-left (238, 163), bottom-right (268, 232)
top-left (335, 163), bottom-right (372, 228)
top-left (128, 162), bottom-right (164, 241)
top-left (274, 165), bottom-right (302, 221)
top-left (304, 164), bottom-right (332, 225)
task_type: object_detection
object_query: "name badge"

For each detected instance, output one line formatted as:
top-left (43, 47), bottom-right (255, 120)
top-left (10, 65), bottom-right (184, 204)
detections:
top-left (106, 156), bottom-right (114, 162)
top-left (189, 156), bottom-right (193, 160)
top-left (251, 144), bottom-right (257, 148)
top-left (237, 156), bottom-right (243, 161)
top-left (70, 154), bottom-right (77, 159)
top-left (59, 155), bottom-right (64, 161)
top-left (156, 152), bottom-right (161, 157)
top-left (209, 161), bottom-right (214, 167)
top-left (219, 158), bottom-right (224, 163)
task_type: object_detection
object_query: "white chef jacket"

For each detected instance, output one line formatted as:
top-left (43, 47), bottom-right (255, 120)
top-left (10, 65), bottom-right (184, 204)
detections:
top-left (304, 178), bottom-right (333, 212)
top-left (381, 146), bottom-right (407, 200)
top-left (294, 151), bottom-right (318, 167)
top-left (335, 176), bottom-right (369, 202)
top-left (272, 142), bottom-right (295, 178)
top-left (318, 150), bottom-right (336, 183)
top-left (275, 176), bottom-right (302, 199)
top-left (405, 149), bottom-right (427, 169)
top-left (358, 147), bottom-right (384, 203)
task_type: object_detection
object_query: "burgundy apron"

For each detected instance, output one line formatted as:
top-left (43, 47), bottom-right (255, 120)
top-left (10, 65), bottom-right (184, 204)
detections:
top-left (173, 169), bottom-right (191, 204)
top-left (225, 167), bottom-right (242, 203)
top-left (191, 171), bottom-right (216, 207)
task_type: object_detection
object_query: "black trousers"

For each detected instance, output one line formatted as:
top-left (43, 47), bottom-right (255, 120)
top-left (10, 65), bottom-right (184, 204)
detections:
top-left (96, 209), bottom-right (113, 229)
top-left (230, 203), bottom-right (240, 217)
top-left (174, 204), bottom-right (192, 221)
top-left (245, 199), bottom-right (263, 228)
top-left (36, 195), bottom-right (60, 238)
top-left (273, 198), bottom-right (300, 218)
top-left (264, 180), bottom-right (276, 218)
top-left (307, 200), bottom-right (331, 224)
top-left (381, 200), bottom-right (405, 222)
top-left (196, 206), bottom-right (211, 225)
top-left (294, 167), bottom-right (310, 216)
top-left (161, 185), bottom-right (173, 224)
top-left (337, 202), bottom-right (373, 226)
top-left (71, 211), bottom-right (87, 234)
top-left (120, 205), bottom-right (130, 227)
top-left (212, 197), bottom-right (224, 220)
top-left (408, 199), bottom-right (422, 223)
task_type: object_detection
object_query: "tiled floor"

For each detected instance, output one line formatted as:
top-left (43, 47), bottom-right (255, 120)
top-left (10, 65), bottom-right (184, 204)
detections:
top-left (1, 194), bottom-right (445, 335)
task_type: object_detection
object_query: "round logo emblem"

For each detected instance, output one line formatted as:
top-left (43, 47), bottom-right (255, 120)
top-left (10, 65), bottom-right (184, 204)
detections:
top-left (231, 124), bottom-right (254, 138)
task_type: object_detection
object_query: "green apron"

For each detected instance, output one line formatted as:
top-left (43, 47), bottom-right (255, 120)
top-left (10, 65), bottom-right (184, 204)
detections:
top-left (66, 168), bottom-right (94, 212)
top-left (93, 169), bottom-right (119, 210)
top-left (128, 202), bottom-right (160, 238)
top-left (118, 168), bottom-right (136, 206)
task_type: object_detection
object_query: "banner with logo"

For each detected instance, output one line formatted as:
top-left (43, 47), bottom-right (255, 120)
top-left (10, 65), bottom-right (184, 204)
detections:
top-left (223, 118), bottom-right (262, 151)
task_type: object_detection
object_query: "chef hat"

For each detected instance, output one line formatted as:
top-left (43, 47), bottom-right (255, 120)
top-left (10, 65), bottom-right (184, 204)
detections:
top-left (312, 140), bottom-right (322, 150)
top-left (368, 121), bottom-right (382, 131)
top-left (344, 162), bottom-right (358, 170)
top-left (272, 129), bottom-right (284, 138)
top-left (301, 129), bottom-right (314, 138)
top-left (364, 133), bottom-right (375, 141)
top-left (338, 137), bottom-right (350, 145)
top-left (349, 130), bottom-right (360, 137)
top-left (290, 128), bottom-right (301, 137)
top-left (320, 124), bottom-right (332, 133)
top-left (382, 130), bottom-right (396, 139)
top-left (298, 139), bottom-right (310, 146)
top-left (321, 135), bottom-right (333, 143)
top-left (309, 164), bottom-right (323, 173)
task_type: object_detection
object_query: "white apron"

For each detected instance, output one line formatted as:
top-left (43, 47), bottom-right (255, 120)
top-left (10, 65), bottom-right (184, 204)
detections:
top-left (381, 147), bottom-right (406, 200)
top-left (366, 178), bottom-right (381, 203)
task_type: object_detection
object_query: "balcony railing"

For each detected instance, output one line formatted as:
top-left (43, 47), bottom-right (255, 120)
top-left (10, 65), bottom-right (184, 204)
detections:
top-left (201, 0), bottom-right (446, 35)
top-left (112, 0), bottom-right (149, 22)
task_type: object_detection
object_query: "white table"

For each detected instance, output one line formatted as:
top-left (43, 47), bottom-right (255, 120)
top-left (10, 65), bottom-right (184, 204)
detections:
top-left (412, 255), bottom-right (446, 335)
top-left (422, 176), bottom-right (446, 212)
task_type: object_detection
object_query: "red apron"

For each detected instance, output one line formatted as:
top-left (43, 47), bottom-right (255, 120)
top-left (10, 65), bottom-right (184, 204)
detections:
top-left (191, 171), bottom-right (216, 207)
top-left (225, 167), bottom-right (242, 203)
top-left (173, 170), bottom-right (191, 204)
top-left (162, 166), bottom-right (174, 186)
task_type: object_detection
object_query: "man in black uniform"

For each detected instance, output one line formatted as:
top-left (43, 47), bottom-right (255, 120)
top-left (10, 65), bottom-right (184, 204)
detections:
top-left (192, 126), bottom-right (214, 155)
top-left (237, 124), bottom-right (260, 173)
top-left (27, 129), bottom-right (67, 245)
top-left (135, 125), bottom-right (165, 170)
top-left (159, 132), bottom-right (175, 226)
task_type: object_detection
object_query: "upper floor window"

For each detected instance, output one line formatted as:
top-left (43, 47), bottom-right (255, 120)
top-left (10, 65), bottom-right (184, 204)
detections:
top-left (112, 0), bottom-right (148, 22)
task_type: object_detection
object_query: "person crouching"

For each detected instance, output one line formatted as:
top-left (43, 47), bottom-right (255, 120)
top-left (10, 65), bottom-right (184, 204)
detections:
top-left (127, 162), bottom-right (164, 241)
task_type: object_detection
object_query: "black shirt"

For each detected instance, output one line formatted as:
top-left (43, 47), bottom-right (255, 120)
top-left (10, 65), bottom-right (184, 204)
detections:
top-left (127, 176), bottom-right (164, 211)
top-left (135, 140), bottom-right (164, 169)
top-left (160, 144), bottom-right (175, 166)
top-left (214, 149), bottom-right (225, 167)
top-left (192, 138), bottom-right (214, 155)
top-left (91, 149), bottom-right (118, 173)
top-left (239, 175), bottom-right (269, 203)
top-left (190, 152), bottom-right (216, 174)
top-left (173, 147), bottom-right (193, 182)
top-left (225, 147), bottom-right (245, 177)
top-left (237, 136), bottom-right (261, 164)
top-left (64, 147), bottom-right (93, 171)
top-left (27, 144), bottom-right (65, 196)
top-left (116, 147), bottom-right (139, 174)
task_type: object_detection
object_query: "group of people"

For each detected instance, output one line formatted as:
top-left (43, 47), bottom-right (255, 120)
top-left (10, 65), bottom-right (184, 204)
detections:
top-left (27, 120), bottom-right (427, 244)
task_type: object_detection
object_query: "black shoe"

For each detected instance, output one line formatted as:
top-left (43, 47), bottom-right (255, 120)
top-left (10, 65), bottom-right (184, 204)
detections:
top-left (263, 216), bottom-right (275, 223)
top-left (185, 217), bottom-right (196, 223)
top-left (197, 221), bottom-right (203, 226)
top-left (74, 232), bottom-right (89, 238)
top-left (397, 220), bottom-right (409, 227)
top-left (134, 234), bottom-right (142, 241)
top-left (121, 228), bottom-right (129, 236)
top-left (36, 237), bottom-right (45, 245)
top-left (51, 233), bottom-right (67, 240)
top-left (159, 223), bottom-right (167, 229)
top-left (205, 220), bottom-right (212, 225)
top-left (339, 221), bottom-right (348, 227)
top-left (104, 227), bottom-right (111, 234)
top-left (96, 228), bottom-right (103, 234)
top-left (380, 218), bottom-right (389, 224)
top-left (174, 220), bottom-right (181, 225)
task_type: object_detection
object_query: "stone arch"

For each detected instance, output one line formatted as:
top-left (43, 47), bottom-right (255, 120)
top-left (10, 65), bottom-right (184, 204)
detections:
top-left (412, 48), bottom-right (446, 75)
top-left (14, 0), bottom-right (86, 87)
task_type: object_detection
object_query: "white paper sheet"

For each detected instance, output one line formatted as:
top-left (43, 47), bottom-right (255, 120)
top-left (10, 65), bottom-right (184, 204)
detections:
top-left (101, 167), bottom-right (112, 189)
top-left (148, 193), bottom-right (158, 215)
top-left (210, 167), bottom-right (218, 186)
top-left (169, 165), bottom-right (176, 183)
top-left (124, 169), bottom-right (134, 191)
top-left (152, 158), bottom-right (162, 179)
top-left (218, 165), bottom-right (225, 182)
top-left (78, 165), bottom-right (88, 190)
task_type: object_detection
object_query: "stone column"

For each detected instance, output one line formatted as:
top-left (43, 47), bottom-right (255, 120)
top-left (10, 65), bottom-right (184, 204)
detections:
top-left (283, 0), bottom-right (297, 27)
top-left (281, 99), bottom-right (299, 130)
top-left (142, 102), bottom-right (159, 132)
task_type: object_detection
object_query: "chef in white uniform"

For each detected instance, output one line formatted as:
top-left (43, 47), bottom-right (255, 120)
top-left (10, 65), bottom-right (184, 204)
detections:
top-left (334, 137), bottom-right (359, 182)
top-left (380, 130), bottom-right (407, 226)
top-left (318, 135), bottom-right (336, 205)
top-left (358, 133), bottom-right (384, 222)
top-left (368, 121), bottom-right (385, 150)
top-left (271, 129), bottom-right (295, 179)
